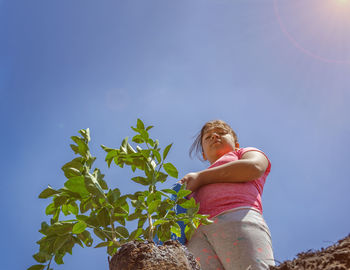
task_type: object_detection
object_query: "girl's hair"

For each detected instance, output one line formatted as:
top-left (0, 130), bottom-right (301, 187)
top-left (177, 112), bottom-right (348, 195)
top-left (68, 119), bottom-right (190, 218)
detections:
top-left (189, 120), bottom-right (238, 160)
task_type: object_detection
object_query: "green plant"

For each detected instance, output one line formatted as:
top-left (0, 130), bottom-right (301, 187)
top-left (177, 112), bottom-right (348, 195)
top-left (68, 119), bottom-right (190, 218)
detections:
top-left (29, 119), bottom-right (212, 270)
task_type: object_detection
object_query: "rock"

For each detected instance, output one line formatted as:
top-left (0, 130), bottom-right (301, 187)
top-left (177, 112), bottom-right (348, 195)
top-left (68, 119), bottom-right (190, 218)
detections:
top-left (270, 234), bottom-right (350, 270)
top-left (108, 240), bottom-right (201, 270)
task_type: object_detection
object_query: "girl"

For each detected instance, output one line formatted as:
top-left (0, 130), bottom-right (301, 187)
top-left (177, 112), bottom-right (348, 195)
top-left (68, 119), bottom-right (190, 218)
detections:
top-left (180, 120), bottom-right (275, 270)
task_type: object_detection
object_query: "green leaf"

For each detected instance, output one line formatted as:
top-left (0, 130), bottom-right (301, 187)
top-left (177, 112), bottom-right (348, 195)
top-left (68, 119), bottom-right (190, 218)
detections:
top-left (39, 186), bottom-right (60, 199)
top-left (33, 251), bottom-right (51, 263)
top-left (93, 168), bottom-right (108, 190)
top-left (115, 226), bottom-right (129, 238)
top-left (126, 143), bottom-right (136, 154)
top-left (86, 156), bottom-right (96, 169)
top-left (27, 265), bottom-right (46, 270)
top-left (84, 173), bottom-right (105, 199)
top-left (62, 167), bottom-right (81, 178)
top-left (180, 197), bottom-right (197, 209)
top-left (114, 216), bottom-right (126, 226)
top-left (76, 215), bottom-right (88, 222)
top-left (62, 204), bottom-right (69, 216)
top-left (184, 221), bottom-right (197, 240)
top-left (97, 207), bottom-right (110, 227)
top-left (148, 200), bottom-right (161, 214)
top-left (107, 245), bottom-right (118, 256)
top-left (131, 176), bottom-right (150, 186)
top-left (46, 222), bottom-right (74, 236)
top-left (121, 137), bottom-right (128, 149)
top-left (158, 223), bottom-right (171, 242)
top-left (146, 125), bottom-right (154, 131)
top-left (61, 157), bottom-right (83, 170)
top-left (107, 188), bottom-right (120, 205)
top-left (53, 235), bottom-right (69, 251)
top-left (101, 144), bottom-right (114, 152)
top-left (61, 238), bottom-right (75, 255)
top-left (158, 200), bottom-right (174, 216)
top-left (94, 241), bottom-right (112, 248)
top-left (54, 253), bottom-right (64, 265)
top-left (58, 187), bottom-right (81, 199)
top-left (156, 172), bottom-right (168, 183)
top-left (39, 222), bottom-right (50, 235)
top-left (53, 207), bottom-right (61, 222)
top-left (137, 118), bottom-right (145, 130)
top-left (153, 219), bottom-right (169, 226)
top-left (161, 189), bottom-right (177, 195)
top-left (78, 230), bottom-right (93, 246)
top-left (114, 195), bottom-right (128, 208)
top-left (105, 150), bottom-right (119, 163)
top-left (86, 215), bottom-right (99, 227)
top-left (171, 223), bottom-right (181, 237)
top-left (72, 235), bottom-right (84, 248)
top-left (72, 221), bottom-right (87, 234)
top-left (197, 215), bottom-right (213, 225)
top-left (146, 192), bottom-right (160, 206)
top-left (163, 163), bottom-right (178, 178)
top-left (114, 203), bottom-right (129, 216)
top-left (71, 136), bottom-right (88, 156)
top-left (139, 129), bottom-right (149, 140)
top-left (132, 134), bottom-right (144, 144)
top-left (137, 217), bottom-right (147, 228)
top-left (53, 195), bottom-right (68, 207)
top-left (64, 176), bottom-right (89, 198)
top-left (93, 228), bottom-right (106, 241)
top-left (79, 128), bottom-right (91, 142)
top-left (45, 203), bottom-right (56, 215)
top-left (151, 149), bottom-right (161, 164)
top-left (163, 143), bottom-right (173, 160)
top-left (128, 228), bottom-right (143, 241)
top-left (127, 211), bottom-right (144, 221)
top-left (147, 138), bottom-right (155, 147)
top-left (177, 189), bottom-right (192, 199)
top-left (70, 144), bottom-right (79, 154)
top-left (186, 203), bottom-right (200, 216)
top-left (68, 202), bottom-right (79, 215)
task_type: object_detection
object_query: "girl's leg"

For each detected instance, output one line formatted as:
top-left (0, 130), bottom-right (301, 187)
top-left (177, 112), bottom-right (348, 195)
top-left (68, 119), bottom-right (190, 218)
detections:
top-left (203, 209), bottom-right (275, 270)
top-left (186, 228), bottom-right (225, 270)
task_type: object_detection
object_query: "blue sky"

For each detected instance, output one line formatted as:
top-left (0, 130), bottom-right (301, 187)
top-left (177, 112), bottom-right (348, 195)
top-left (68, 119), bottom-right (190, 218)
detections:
top-left (1, 0), bottom-right (350, 269)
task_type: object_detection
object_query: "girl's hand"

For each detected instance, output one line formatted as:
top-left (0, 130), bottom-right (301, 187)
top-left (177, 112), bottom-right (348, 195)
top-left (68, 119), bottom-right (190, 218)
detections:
top-left (179, 172), bottom-right (202, 192)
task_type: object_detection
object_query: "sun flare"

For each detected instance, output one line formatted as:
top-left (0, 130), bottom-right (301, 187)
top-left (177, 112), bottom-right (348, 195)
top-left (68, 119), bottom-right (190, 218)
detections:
top-left (336, 0), bottom-right (350, 5)
top-left (274, 0), bottom-right (350, 64)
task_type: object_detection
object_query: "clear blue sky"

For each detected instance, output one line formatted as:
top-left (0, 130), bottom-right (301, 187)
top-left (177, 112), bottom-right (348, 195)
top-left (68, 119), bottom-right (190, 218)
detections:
top-left (1, 0), bottom-right (350, 269)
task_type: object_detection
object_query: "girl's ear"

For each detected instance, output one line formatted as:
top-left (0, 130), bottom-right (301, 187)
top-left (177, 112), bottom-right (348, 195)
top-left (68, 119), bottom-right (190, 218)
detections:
top-left (202, 151), bottom-right (207, 161)
top-left (235, 142), bottom-right (240, 149)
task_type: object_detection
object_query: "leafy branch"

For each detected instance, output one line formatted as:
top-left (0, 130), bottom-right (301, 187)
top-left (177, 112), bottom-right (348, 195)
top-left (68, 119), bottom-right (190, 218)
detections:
top-left (28, 119), bottom-right (212, 270)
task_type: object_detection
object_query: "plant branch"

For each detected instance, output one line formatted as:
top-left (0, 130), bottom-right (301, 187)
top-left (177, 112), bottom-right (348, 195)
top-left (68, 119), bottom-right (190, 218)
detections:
top-left (46, 256), bottom-right (53, 270)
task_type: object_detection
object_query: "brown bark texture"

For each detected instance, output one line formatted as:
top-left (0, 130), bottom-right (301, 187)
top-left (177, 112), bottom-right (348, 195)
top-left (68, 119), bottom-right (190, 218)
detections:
top-left (270, 234), bottom-right (350, 270)
top-left (108, 234), bottom-right (350, 270)
top-left (108, 240), bottom-right (201, 270)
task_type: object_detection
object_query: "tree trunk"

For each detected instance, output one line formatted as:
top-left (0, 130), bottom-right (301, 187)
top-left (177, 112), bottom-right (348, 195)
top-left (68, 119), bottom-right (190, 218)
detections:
top-left (108, 240), bottom-right (201, 270)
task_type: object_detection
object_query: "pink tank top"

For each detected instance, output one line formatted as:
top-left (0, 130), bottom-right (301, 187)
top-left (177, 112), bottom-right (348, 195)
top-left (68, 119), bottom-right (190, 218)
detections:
top-left (191, 147), bottom-right (271, 218)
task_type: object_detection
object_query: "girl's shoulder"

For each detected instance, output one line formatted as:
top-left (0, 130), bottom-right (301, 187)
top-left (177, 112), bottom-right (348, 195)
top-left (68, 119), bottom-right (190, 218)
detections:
top-left (236, 147), bottom-right (271, 173)
top-left (235, 147), bottom-right (267, 158)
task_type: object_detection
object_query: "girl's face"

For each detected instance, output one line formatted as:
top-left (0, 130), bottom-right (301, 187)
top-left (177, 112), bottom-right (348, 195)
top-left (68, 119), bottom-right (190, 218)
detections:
top-left (201, 127), bottom-right (237, 164)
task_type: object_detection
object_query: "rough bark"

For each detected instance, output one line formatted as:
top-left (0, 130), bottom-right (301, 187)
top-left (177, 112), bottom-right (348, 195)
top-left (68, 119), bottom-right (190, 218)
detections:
top-left (109, 240), bottom-right (201, 270)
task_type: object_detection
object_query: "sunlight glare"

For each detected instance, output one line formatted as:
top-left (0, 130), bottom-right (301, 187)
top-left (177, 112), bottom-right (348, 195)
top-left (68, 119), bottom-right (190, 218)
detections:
top-left (274, 0), bottom-right (350, 64)
top-left (336, 0), bottom-right (350, 5)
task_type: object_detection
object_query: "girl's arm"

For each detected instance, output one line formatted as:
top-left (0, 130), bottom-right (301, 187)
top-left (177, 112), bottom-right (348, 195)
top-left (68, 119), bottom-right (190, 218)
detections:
top-left (180, 151), bottom-right (269, 192)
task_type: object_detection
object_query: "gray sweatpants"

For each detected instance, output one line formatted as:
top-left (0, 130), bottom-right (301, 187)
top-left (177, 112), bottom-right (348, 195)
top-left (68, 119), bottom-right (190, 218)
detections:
top-left (186, 208), bottom-right (275, 270)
